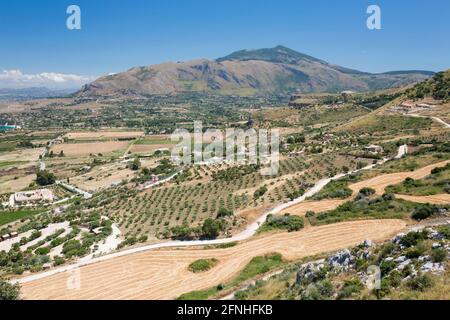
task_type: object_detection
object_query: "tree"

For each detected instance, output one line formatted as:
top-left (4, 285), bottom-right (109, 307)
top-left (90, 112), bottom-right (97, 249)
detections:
top-left (0, 280), bottom-right (20, 300)
top-left (128, 158), bottom-right (141, 171)
top-left (217, 207), bottom-right (233, 219)
top-left (36, 170), bottom-right (56, 186)
top-left (202, 218), bottom-right (223, 239)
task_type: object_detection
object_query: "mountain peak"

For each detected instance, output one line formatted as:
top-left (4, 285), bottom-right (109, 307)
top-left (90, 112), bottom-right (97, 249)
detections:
top-left (216, 46), bottom-right (324, 65)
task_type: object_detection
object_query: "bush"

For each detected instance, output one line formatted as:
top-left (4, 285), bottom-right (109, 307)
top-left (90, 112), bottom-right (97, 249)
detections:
top-left (188, 258), bottom-right (218, 273)
top-left (202, 218), bottom-right (224, 239)
top-left (431, 248), bottom-right (447, 263)
top-left (216, 207), bottom-right (233, 219)
top-left (411, 205), bottom-right (438, 221)
top-left (0, 280), bottom-right (20, 300)
top-left (36, 170), bottom-right (56, 186)
top-left (399, 231), bottom-right (428, 247)
top-left (35, 247), bottom-right (50, 255)
top-left (407, 274), bottom-right (433, 292)
top-left (260, 214), bottom-right (304, 232)
top-left (337, 278), bottom-right (363, 299)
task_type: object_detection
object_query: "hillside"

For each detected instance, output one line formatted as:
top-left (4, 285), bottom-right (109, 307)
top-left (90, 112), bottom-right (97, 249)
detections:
top-left (78, 46), bottom-right (432, 98)
top-left (335, 69), bottom-right (450, 133)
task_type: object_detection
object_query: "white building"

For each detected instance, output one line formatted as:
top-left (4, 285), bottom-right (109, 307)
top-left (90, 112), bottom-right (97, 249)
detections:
top-left (11, 189), bottom-right (54, 206)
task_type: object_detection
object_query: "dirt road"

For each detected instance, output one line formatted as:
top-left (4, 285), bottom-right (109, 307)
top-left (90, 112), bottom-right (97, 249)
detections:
top-left (20, 219), bottom-right (405, 300)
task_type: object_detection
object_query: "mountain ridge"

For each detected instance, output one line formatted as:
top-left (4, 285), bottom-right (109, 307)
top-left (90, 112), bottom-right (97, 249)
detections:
top-left (78, 46), bottom-right (434, 98)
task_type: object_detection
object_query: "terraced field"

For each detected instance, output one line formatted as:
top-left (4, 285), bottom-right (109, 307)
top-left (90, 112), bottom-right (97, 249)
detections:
top-left (19, 219), bottom-right (406, 300)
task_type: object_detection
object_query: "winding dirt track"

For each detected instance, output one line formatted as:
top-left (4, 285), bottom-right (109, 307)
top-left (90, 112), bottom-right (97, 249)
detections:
top-left (20, 219), bottom-right (405, 300)
top-left (284, 160), bottom-right (450, 217)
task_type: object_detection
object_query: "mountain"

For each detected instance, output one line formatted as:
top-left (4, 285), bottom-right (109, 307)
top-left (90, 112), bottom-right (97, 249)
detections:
top-left (0, 87), bottom-right (76, 101)
top-left (78, 46), bottom-right (433, 98)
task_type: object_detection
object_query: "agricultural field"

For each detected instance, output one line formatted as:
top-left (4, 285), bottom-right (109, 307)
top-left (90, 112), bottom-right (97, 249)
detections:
top-left (0, 77), bottom-right (449, 302)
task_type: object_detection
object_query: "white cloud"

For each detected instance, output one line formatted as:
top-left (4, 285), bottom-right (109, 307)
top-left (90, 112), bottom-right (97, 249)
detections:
top-left (0, 69), bottom-right (97, 89)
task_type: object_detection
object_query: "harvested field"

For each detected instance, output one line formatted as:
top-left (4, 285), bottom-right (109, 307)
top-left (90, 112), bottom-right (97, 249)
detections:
top-left (0, 173), bottom-right (36, 194)
top-left (66, 131), bottom-right (144, 140)
top-left (70, 163), bottom-right (136, 192)
top-left (50, 141), bottom-right (129, 157)
top-left (349, 160), bottom-right (450, 195)
top-left (395, 194), bottom-right (450, 205)
top-left (130, 144), bottom-right (173, 154)
top-left (0, 148), bottom-right (44, 163)
top-left (20, 219), bottom-right (405, 300)
top-left (278, 160), bottom-right (450, 217)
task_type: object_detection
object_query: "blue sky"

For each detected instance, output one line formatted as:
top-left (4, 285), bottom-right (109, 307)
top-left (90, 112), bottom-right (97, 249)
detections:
top-left (0, 0), bottom-right (449, 88)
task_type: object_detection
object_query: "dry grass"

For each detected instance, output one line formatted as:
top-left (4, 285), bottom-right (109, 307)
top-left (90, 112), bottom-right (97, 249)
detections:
top-left (19, 219), bottom-right (405, 300)
top-left (66, 131), bottom-right (144, 140)
top-left (50, 141), bottom-right (129, 157)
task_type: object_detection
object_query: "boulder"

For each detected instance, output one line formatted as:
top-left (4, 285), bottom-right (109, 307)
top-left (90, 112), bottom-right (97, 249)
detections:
top-left (328, 249), bottom-right (354, 271)
top-left (395, 256), bottom-right (407, 263)
top-left (392, 233), bottom-right (405, 244)
top-left (396, 259), bottom-right (411, 271)
top-left (418, 255), bottom-right (432, 262)
top-left (296, 260), bottom-right (326, 285)
top-left (361, 239), bottom-right (374, 248)
top-left (420, 262), bottom-right (445, 274)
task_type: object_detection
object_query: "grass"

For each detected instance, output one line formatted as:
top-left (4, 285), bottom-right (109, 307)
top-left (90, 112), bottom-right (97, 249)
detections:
top-left (231, 253), bottom-right (284, 285)
top-left (177, 253), bottom-right (284, 300)
top-left (204, 242), bottom-right (238, 249)
top-left (0, 209), bottom-right (42, 226)
top-left (258, 214), bottom-right (304, 233)
top-left (311, 179), bottom-right (354, 200)
top-left (0, 161), bottom-right (27, 169)
top-left (385, 164), bottom-right (450, 196)
top-left (308, 197), bottom-right (418, 226)
top-left (188, 258), bottom-right (218, 273)
top-left (135, 138), bottom-right (176, 145)
top-left (336, 114), bottom-right (432, 134)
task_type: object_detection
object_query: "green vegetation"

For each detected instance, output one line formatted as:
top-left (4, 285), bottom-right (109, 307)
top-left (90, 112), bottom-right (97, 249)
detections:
top-left (0, 160), bottom-right (27, 169)
top-left (234, 227), bottom-right (450, 300)
top-left (0, 280), bottom-right (20, 300)
top-left (311, 179), bottom-right (353, 200)
top-left (406, 70), bottom-right (450, 101)
top-left (212, 165), bottom-right (259, 182)
top-left (253, 185), bottom-right (268, 200)
top-left (308, 195), bottom-right (420, 226)
top-left (386, 164), bottom-right (450, 196)
top-left (188, 258), bottom-right (219, 273)
top-left (0, 209), bottom-right (42, 226)
top-left (259, 214), bottom-right (304, 233)
top-left (36, 170), bottom-right (56, 186)
top-left (232, 253), bottom-right (284, 285)
top-left (178, 253), bottom-right (284, 300)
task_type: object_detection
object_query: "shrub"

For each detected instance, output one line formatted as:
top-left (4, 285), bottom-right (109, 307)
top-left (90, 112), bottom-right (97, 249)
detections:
top-left (431, 248), bottom-right (447, 263)
top-left (407, 274), bottom-right (433, 292)
top-left (260, 214), bottom-right (304, 232)
top-left (0, 280), bottom-right (20, 300)
top-left (399, 231), bottom-right (428, 247)
top-left (216, 207), bottom-right (233, 219)
top-left (188, 258), bottom-right (218, 273)
top-left (337, 278), bottom-right (363, 299)
top-left (35, 247), bottom-right (50, 255)
top-left (411, 205), bottom-right (438, 221)
top-left (36, 170), bottom-right (56, 186)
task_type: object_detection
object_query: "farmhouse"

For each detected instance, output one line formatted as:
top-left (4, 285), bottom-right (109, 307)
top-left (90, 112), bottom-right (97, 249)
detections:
top-left (12, 189), bottom-right (54, 205)
top-left (399, 101), bottom-right (415, 110)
